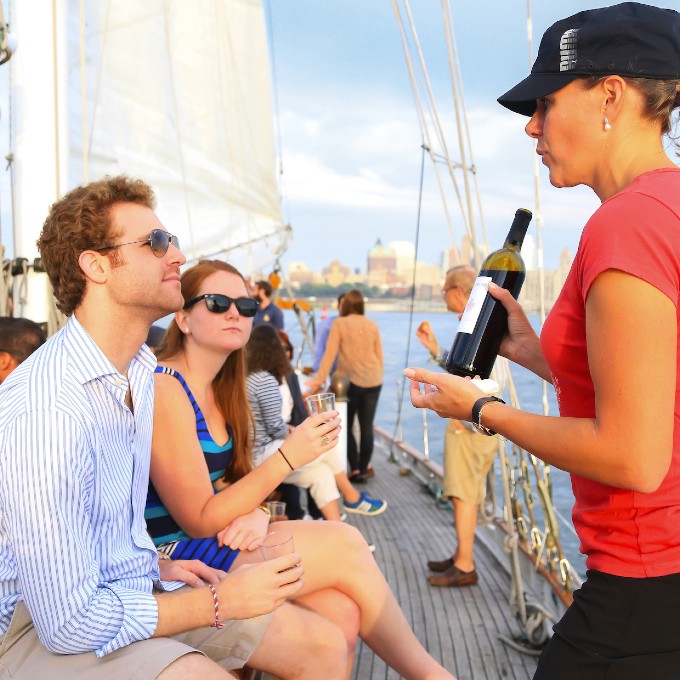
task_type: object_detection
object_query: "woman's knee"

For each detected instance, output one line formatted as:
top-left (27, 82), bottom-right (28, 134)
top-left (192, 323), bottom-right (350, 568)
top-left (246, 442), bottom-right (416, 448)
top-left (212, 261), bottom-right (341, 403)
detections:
top-left (296, 589), bottom-right (361, 656)
top-left (329, 523), bottom-right (373, 566)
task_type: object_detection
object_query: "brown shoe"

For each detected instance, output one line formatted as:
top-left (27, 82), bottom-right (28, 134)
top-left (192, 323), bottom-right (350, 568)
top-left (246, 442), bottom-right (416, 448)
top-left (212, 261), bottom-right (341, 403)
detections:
top-left (428, 565), bottom-right (478, 587)
top-left (426, 557), bottom-right (454, 572)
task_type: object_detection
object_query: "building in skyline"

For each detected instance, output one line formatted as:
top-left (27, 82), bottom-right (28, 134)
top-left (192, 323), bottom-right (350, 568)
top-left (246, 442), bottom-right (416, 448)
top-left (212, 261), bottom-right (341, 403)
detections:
top-left (366, 239), bottom-right (396, 288)
top-left (285, 237), bottom-right (573, 310)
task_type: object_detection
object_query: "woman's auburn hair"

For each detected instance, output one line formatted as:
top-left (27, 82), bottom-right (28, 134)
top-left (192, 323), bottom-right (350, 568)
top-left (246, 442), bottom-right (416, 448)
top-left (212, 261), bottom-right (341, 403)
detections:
top-left (245, 324), bottom-right (292, 383)
top-left (155, 259), bottom-right (254, 484)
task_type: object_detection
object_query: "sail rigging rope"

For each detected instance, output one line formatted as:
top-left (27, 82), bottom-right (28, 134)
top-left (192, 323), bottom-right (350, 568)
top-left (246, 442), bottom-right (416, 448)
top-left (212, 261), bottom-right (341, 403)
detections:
top-left (389, 143), bottom-right (427, 451)
top-left (161, 3), bottom-right (196, 260)
top-left (79, 0), bottom-right (88, 183)
top-left (51, 0), bottom-right (61, 199)
top-left (264, 0), bottom-right (288, 220)
top-left (392, 0), bottom-right (461, 252)
top-left (440, 0), bottom-right (479, 268)
top-left (391, 0), bottom-right (579, 614)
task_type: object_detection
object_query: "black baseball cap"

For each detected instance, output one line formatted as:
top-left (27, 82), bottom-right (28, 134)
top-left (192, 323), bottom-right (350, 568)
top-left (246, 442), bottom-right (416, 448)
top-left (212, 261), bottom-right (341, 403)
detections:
top-left (498, 2), bottom-right (680, 116)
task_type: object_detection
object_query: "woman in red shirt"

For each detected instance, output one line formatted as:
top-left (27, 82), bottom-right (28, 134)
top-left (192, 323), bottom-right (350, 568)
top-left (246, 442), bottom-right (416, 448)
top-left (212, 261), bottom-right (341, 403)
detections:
top-left (406, 4), bottom-right (680, 678)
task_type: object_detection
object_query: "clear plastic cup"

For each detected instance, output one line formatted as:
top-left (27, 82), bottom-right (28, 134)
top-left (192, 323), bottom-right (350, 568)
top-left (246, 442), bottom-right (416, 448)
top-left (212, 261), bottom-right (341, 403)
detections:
top-left (259, 531), bottom-right (295, 562)
top-left (266, 501), bottom-right (287, 522)
top-left (305, 392), bottom-right (336, 415)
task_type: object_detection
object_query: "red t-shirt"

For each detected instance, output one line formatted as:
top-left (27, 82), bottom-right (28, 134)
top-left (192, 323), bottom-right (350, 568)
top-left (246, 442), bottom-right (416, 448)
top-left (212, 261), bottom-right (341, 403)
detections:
top-left (541, 168), bottom-right (680, 578)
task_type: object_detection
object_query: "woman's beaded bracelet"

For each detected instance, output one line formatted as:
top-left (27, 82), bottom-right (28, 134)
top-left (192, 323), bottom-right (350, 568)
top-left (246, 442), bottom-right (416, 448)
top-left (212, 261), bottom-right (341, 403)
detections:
top-left (208, 583), bottom-right (224, 629)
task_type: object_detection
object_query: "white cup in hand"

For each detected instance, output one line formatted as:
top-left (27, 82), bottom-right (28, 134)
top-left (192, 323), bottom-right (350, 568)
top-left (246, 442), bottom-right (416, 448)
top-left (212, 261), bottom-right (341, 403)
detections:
top-left (305, 392), bottom-right (336, 415)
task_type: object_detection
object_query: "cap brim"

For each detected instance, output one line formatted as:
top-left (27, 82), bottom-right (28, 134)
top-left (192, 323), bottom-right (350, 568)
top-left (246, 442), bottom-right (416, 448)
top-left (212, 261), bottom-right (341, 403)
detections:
top-left (497, 72), bottom-right (581, 116)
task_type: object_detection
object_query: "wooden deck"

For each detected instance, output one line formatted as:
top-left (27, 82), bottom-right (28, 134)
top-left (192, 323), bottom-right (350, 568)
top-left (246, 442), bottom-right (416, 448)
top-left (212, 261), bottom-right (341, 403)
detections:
top-left (344, 440), bottom-right (538, 680)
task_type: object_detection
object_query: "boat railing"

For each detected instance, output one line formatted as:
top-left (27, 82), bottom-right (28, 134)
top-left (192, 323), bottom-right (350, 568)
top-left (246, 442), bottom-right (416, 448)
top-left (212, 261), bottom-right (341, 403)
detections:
top-left (379, 366), bottom-right (583, 654)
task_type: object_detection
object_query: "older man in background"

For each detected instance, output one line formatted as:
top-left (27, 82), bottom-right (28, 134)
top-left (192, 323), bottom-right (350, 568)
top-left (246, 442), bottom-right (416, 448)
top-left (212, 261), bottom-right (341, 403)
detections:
top-left (416, 265), bottom-right (501, 587)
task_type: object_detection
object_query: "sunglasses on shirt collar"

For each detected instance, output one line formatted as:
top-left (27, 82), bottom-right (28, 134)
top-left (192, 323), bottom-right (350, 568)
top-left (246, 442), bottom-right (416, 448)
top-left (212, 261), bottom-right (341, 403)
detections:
top-left (183, 294), bottom-right (260, 317)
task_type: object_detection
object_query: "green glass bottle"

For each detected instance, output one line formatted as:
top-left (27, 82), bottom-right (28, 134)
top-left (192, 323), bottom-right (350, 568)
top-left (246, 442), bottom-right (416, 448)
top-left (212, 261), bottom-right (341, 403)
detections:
top-left (445, 208), bottom-right (532, 379)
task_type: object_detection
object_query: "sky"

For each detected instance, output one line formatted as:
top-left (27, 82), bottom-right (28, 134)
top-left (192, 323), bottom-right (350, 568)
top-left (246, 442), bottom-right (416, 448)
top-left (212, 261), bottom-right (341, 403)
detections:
top-left (267, 0), bottom-right (675, 274)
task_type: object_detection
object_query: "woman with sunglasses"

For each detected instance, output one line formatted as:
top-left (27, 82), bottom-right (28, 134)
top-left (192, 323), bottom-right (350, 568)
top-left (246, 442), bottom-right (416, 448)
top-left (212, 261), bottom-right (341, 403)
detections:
top-left (406, 4), bottom-right (680, 678)
top-left (146, 259), bottom-right (455, 680)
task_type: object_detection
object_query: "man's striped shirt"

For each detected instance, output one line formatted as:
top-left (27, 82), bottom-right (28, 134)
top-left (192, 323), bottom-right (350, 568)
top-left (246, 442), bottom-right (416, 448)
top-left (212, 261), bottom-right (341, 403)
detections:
top-left (0, 316), bottom-right (181, 657)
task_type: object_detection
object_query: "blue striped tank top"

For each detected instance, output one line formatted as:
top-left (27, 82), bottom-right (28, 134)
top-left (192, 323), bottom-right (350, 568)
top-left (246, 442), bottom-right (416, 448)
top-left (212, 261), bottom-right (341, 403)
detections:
top-left (145, 366), bottom-right (233, 545)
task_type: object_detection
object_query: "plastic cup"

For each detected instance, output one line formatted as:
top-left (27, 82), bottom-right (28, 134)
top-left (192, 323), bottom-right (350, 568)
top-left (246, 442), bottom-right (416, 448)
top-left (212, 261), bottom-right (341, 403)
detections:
top-left (266, 501), bottom-right (287, 522)
top-left (259, 531), bottom-right (295, 562)
top-left (305, 392), bottom-right (336, 415)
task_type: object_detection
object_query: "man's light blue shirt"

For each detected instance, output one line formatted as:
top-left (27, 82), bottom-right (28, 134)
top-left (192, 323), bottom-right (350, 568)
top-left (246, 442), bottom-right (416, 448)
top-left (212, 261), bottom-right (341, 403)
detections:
top-left (0, 316), bottom-right (182, 657)
top-left (313, 315), bottom-right (338, 373)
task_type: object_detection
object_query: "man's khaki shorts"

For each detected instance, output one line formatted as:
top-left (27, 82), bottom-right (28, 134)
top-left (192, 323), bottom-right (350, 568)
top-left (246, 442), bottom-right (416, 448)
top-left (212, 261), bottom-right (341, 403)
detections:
top-left (0, 589), bottom-right (272, 680)
top-left (442, 420), bottom-right (498, 506)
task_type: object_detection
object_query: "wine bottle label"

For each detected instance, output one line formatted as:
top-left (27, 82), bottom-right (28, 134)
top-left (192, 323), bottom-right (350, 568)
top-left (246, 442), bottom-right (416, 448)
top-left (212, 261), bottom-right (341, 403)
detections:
top-left (458, 276), bottom-right (492, 334)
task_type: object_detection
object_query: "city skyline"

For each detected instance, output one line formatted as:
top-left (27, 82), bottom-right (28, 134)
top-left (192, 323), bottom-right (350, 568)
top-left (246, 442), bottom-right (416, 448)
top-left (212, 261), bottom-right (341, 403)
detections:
top-left (282, 233), bottom-right (573, 312)
top-left (284, 231), bottom-right (570, 279)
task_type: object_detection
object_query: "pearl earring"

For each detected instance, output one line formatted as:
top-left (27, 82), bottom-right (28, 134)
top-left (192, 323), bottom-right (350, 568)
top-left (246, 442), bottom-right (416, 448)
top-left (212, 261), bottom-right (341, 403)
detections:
top-left (603, 116), bottom-right (611, 131)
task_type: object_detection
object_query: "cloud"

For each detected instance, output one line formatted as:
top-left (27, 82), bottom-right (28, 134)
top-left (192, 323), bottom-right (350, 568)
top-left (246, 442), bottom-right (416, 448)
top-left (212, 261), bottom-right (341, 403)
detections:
top-left (277, 86), bottom-right (596, 271)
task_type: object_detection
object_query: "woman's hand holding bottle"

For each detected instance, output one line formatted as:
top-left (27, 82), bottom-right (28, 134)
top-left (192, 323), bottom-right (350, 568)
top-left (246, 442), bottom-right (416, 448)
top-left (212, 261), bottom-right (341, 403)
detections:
top-left (282, 411), bottom-right (341, 468)
top-left (486, 283), bottom-right (551, 382)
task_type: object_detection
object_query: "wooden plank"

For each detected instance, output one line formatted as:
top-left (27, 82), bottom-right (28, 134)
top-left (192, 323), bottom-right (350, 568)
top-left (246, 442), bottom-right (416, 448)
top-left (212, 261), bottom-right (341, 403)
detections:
top-left (345, 443), bottom-right (537, 680)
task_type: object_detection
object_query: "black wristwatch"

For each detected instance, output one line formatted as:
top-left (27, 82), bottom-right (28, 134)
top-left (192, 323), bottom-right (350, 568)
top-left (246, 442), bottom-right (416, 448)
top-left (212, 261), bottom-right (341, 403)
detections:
top-left (471, 396), bottom-right (505, 436)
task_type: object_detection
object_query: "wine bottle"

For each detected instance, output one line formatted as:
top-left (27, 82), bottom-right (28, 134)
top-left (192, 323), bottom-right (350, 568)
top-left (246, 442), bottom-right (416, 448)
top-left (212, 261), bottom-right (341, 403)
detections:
top-left (445, 208), bottom-right (532, 379)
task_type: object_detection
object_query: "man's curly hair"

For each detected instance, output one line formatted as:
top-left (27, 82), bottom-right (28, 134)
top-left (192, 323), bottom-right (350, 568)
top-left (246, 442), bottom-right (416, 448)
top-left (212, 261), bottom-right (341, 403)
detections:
top-left (36, 175), bottom-right (156, 316)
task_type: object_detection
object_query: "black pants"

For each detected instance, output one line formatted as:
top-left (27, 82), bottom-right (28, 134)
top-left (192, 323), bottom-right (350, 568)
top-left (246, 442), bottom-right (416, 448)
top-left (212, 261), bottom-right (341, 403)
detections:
top-left (534, 569), bottom-right (680, 679)
top-left (346, 382), bottom-right (382, 474)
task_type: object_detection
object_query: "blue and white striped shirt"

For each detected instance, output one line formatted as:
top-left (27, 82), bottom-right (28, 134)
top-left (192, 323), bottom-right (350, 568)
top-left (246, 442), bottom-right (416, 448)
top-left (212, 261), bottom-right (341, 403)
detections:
top-left (246, 370), bottom-right (289, 466)
top-left (0, 316), bottom-right (181, 657)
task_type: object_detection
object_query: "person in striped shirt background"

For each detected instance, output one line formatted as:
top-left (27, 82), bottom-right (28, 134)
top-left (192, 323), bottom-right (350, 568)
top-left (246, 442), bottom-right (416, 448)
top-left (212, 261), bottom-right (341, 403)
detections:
top-left (0, 176), bottom-right (352, 679)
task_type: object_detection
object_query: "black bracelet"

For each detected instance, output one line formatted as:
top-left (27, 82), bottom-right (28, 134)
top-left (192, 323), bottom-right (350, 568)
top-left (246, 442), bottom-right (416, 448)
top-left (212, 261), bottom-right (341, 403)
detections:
top-left (278, 447), bottom-right (295, 471)
top-left (471, 396), bottom-right (505, 436)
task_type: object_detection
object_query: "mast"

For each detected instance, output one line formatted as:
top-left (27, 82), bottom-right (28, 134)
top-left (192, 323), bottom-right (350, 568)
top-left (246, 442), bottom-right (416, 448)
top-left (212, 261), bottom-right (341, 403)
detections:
top-left (7, 0), bottom-right (68, 327)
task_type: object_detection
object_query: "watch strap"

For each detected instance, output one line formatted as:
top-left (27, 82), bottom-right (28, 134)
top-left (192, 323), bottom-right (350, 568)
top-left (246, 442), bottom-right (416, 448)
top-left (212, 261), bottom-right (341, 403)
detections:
top-left (471, 396), bottom-right (505, 436)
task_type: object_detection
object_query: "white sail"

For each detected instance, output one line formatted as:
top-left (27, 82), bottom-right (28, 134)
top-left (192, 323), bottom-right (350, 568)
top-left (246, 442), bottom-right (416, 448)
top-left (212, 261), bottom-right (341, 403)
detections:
top-left (7, 0), bottom-right (289, 304)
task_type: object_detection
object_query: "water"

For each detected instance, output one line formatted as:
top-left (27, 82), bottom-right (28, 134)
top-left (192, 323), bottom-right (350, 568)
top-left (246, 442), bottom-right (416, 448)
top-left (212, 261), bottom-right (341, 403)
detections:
top-left (283, 307), bottom-right (586, 576)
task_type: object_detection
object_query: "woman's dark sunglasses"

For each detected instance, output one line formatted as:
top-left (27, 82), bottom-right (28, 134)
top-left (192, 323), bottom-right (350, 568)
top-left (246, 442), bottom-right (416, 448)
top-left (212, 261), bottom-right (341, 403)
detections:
top-left (94, 229), bottom-right (180, 258)
top-left (183, 294), bottom-right (260, 317)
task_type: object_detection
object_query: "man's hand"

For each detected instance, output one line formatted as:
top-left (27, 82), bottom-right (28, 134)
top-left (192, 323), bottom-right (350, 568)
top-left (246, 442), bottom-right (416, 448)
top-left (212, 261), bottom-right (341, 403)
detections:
top-left (217, 508), bottom-right (270, 551)
top-left (416, 320), bottom-right (439, 356)
top-left (159, 558), bottom-right (228, 588)
top-left (216, 554), bottom-right (305, 619)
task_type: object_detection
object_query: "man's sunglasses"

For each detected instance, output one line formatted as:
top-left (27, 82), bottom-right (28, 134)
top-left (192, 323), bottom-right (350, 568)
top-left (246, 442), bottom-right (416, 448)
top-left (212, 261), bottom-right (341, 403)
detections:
top-left (183, 294), bottom-right (260, 317)
top-left (94, 229), bottom-right (180, 258)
